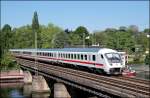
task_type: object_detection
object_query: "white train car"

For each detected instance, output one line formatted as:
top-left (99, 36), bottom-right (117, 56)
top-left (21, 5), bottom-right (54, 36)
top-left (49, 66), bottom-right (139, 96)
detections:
top-left (10, 48), bottom-right (124, 75)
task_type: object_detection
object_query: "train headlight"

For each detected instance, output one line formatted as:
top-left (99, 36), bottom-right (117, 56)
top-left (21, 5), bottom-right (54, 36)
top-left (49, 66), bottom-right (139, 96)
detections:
top-left (110, 63), bottom-right (113, 66)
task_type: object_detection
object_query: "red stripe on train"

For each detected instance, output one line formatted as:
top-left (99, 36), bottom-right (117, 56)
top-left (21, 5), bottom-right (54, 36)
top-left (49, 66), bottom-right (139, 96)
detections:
top-left (17, 54), bottom-right (103, 66)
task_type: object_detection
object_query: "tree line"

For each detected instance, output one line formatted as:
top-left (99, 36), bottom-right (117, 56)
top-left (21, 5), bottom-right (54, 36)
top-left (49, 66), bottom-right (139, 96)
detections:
top-left (0, 11), bottom-right (149, 66)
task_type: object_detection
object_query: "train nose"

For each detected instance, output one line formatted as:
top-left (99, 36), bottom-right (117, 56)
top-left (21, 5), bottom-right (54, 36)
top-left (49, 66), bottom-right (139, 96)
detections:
top-left (109, 68), bottom-right (122, 75)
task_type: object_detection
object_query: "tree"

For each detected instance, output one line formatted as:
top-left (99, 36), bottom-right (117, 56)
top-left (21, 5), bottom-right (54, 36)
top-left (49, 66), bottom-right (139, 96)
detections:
top-left (145, 54), bottom-right (150, 65)
top-left (92, 31), bottom-right (107, 47)
top-left (74, 26), bottom-right (90, 46)
top-left (32, 11), bottom-right (41, 48)
top-left (12, 25), bottom-right (34, 48)
top-left (40, 23), bottom-right (63, 48)
top-left (119, 26), bottom-right (127, 32)
top-left (74, 26), bottom-right (89, 38)
top-left (105, 28), bottom-right (117, 33)
top-left (0, 24), bottom-right (12, 66)
top-left (128, 25), bottom-right (139, 32)
top-left (52, 31), bottom-right (69, 48)
top-left (0, 29), bottom-right (2, 62)
top-left (32, 11), bottom-right (39, 32)
top-left (144, 28), bottom-right (150, 34)
top-left (1, 24), bottom-right (12, 54)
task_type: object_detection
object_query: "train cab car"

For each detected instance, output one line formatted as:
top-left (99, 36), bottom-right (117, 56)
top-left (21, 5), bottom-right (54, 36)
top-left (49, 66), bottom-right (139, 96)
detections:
top-left (10, 48), bottom-right (124, 75)
top-left (99, 48), bottom-right (123, 75)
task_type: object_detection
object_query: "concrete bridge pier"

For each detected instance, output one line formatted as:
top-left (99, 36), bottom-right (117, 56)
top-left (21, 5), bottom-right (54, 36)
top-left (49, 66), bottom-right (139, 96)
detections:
top-left (32, 75), bottom-right (50, 93)
top-left (54, 83), bottom-right (71, 98)
top-left (24, 71), bottom-right (32, 84)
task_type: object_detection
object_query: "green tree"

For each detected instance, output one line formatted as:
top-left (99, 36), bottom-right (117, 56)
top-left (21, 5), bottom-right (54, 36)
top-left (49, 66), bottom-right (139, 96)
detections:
top-left (145, 54), bottom-right (150, 65)
top-left (13, 25), bottom-right (34, 48)
top-left (74, 26), bottom-right (90, 45)
top-left (144, 28), bottom-right (150, 34)
top-left (52, 31), bottom-right (69, 48)
top-left (0, 29), bottom-right (2, 62)
top-left (1, 24), bottom-right (12, 55)
top-left (119, 26), bottom-right (127, 32)
top-left (32, 11), bottom-right (42, 48)
top-left (40, 23), bottom-right (63, 48)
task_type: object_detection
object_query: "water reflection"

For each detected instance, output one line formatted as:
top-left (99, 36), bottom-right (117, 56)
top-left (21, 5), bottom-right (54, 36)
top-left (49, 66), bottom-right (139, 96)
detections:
top-left (10, 89), bottom-right (25, 98)
top-left (0, 82), bottom-right (23, 98)
top-left (32, 92), bottom-right (50, 98)
top-left (0, 82), bottom-right (50, 98)
top-left (23, 83), bottom-right (50, 98)
top-left (23, 84), bottom-right (32, 97)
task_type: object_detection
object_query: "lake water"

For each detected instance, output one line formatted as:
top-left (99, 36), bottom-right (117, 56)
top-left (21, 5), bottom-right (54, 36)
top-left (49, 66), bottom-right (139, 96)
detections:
top-left (130, 64), bottom-right (150, 80)
top-left (0, 79), bottom-right (94, 98)
top-left (0, 82), bottom-right (50, 98)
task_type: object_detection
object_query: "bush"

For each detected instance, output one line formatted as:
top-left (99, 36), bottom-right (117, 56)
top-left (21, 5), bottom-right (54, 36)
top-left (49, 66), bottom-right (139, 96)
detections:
top-left (0, 52), bottom-right (18, 71)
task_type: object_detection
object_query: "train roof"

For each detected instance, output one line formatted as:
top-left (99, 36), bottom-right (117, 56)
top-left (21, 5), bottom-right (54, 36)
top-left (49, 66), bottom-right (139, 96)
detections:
top-left (10, 48), bottom-right (102, 53)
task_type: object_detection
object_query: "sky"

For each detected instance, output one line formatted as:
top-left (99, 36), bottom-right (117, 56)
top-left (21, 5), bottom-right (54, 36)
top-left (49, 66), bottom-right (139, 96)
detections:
top-left (1, 1), bottom-right (149, 32)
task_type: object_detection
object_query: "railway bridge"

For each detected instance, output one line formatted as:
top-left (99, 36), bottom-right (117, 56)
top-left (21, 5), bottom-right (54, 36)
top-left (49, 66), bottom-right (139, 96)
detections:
top-left (15, 57), bottom-right (150, 98)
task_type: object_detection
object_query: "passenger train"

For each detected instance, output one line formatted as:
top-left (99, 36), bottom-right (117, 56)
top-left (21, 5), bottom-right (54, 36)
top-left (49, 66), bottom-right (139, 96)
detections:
top-left (10, 48), bottom-right (125, 75)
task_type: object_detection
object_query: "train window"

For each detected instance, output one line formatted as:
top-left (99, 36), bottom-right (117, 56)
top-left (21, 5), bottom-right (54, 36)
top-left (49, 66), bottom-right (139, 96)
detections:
top-left (74, 54), bottom-right (76, 59)
top-left (65, 54), bottom-right (67, 58)
top-left (101, 54), bottom-right (104, 59)
top-left (81, 54), bottom-right (83, 60)
top-left (92, 55), bottom-right (96, 61)
top-left (71, 54), bottom-right (73, 59)
top-left (68, 54), bottom-right (70, 59)
top-left (84, 55), bottom-right (87, 60)
top-left (77, 54), bottom-right (80, 59)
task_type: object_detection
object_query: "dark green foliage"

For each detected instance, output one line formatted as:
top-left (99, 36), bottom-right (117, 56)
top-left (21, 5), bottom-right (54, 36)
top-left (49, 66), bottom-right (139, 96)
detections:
top-left (145, 54), bottom-right (150, 65)
top-left (1, 24), bottom-right (12, 61)
top-left (0, 29), bottom-right (2, 59)
top-left (32, 11), bottom-right (42, 48)
top-left (144, 28), bottom-right (150, 34)
top-left (52, 31), bottom-right (69, 48)
top-left (32, 11), bottom-right (40, 32)
top-left (74, 26), bottom-right (89, 39)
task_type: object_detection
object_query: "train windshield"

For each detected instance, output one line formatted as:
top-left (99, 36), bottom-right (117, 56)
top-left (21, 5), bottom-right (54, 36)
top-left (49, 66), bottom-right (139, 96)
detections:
top-left (105, 53), bottom-right (121, 63)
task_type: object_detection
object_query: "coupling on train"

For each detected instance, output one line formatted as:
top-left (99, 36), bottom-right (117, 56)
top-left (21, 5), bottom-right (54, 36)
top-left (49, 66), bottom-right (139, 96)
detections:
top-left (10, 48), bottom-right (125, 75)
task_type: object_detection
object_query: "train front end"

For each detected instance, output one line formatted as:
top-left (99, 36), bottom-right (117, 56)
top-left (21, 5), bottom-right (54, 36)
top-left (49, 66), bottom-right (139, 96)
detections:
top-left (100, 49), bottom-right (124, 75)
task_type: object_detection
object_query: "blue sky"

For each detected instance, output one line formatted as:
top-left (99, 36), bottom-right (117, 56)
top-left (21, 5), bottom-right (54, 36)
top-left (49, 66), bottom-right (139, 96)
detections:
top-left (1, 1), bottom-right (149, 32)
